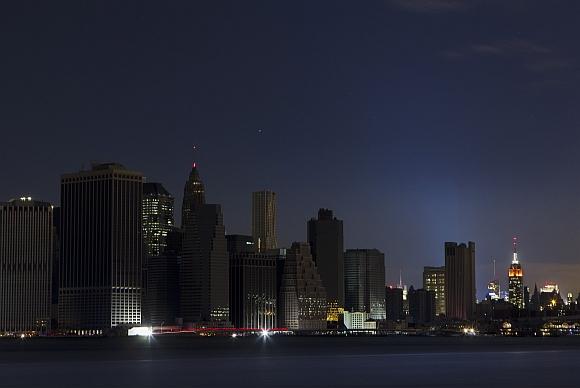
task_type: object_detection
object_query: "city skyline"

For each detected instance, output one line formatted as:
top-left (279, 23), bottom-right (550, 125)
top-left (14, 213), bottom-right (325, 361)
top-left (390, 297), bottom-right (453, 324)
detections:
top-left (2, 1), bottom-right (580, 298)
top-left (4, 159), bottom-right (576, 300)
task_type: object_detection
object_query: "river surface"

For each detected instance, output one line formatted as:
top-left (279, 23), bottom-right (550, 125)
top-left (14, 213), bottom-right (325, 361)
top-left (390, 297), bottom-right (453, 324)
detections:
top-left (1, 336), bottom-right (579, 387)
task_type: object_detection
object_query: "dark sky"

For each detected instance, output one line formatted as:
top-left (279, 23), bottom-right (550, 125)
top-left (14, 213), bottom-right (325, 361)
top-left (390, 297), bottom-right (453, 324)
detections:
top-left (2, 1), bottom-right (580, 298)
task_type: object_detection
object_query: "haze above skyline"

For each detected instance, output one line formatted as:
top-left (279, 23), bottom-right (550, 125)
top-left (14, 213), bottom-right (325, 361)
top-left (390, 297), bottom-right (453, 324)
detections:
top-left (2, 1), bottom-right (580, 297)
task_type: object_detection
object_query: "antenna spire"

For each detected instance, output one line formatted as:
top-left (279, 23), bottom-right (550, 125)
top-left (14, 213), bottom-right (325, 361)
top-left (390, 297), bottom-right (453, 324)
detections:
top-left (192, 144), bottom-right (197, 168)
top-left (512, 236), bottom-right (518, 264)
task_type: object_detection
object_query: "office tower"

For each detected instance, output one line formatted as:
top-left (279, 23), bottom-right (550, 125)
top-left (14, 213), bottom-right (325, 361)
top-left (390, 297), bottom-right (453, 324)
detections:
top-left (529, 284), bottom-right (541, 312)
top-left (444, 241), bottom-right (476, 320)
top-left (423, 266), bottom-right (445, 316)
top-left (142, 183), bottom-right (174, 257)
top-left (307, 208), bottom-right (344, 322)
top-left (0, 197), bottom-right (53, 333)
top-left (51, 206), bottom-right (61, 329)
top-left (487, 280), bottom-right (500, 300)
top-left (226, 234), bottom-right (256, 254)
top-left (344, 249), bottom-right (386, 320)
top-left (278, 242), bottom-right (327, 330)
top-left (252, 190), bottom-right (277, 252)
top-left (540, 282), bottom-right (559, 294)
top-left (142, 255), bottom-right (179, 326)
top-left (508, 238), bottom-right (524, 309)
top-left (408, 287), bottom-right (436, 325)
top-left (180, 163), bottom-right (229, 325)
top-left (59, 163), bottom-right (143, 332)
top-left (385, 287), bottom-right (404, 321)
top-left (228, 235), bottom-right (277, 329)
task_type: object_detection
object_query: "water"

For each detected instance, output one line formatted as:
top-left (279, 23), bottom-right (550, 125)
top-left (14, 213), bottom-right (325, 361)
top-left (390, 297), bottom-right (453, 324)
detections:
top-left (1, 336), bottom-right (579, 387)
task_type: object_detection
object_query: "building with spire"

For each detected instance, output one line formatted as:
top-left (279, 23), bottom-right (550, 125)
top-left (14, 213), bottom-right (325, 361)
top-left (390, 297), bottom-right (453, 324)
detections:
top-left (180, 161), bottom-right (229, 325)
top-left (508, 237), bottom-right (525, 310)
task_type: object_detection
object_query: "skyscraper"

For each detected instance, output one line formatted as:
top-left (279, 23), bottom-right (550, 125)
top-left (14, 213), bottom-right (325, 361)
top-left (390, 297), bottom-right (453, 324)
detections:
top-left (278, 242), bottom-right (327, 330)
top-left (180, 163), bottom-right (229, 325)
top-left (385, 287), bottom-right (404, 321)
top-left (423, 266), bottom-right (445, 316)
top-left (444, 241), bottom-right (476, 320)
top-left (59, 163), bottom-right (143, 332)
top-left (228, 235), bottom-right (277, 330)
top-left (307, 208), bottom-right (344, 323)
top-left (408, 287), bottom-right (436, 325)
top-left (142, 182), bottom-right (174, 257)
top-left (0, 197), bottom-right (53, 333)
top-left (344, 249), bottom-right (386, 320)
top-left (508, 237), bottom-right (524, 309)
top-left (252, 190), bottom-right (277, 252)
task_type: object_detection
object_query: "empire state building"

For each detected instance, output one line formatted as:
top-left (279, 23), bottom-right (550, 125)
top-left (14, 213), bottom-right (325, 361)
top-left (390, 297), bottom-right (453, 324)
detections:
top-left (508, 237), bottom-right (525, 309)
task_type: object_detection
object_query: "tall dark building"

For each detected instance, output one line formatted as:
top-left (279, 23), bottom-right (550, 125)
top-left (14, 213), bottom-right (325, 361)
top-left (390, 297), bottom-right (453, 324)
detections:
top-left (0, 197), bottom-right (53, 333)
top-left (278, 243), bottom-right (327, 330)
top-left (508, 237), bottom-right (525, 309)
top-left (344, 249), bottom-right (386, 320)
top-left (307, 208), bottom-right (344, 322)
top-left (252, 190), bottom-right (277, 252)
top-left (142, 255), bottom-right (179, 326)
top-left (408, 287), bottom-right (436, 325)
top-left (142, 183), bottom-right (174, 257)
top-left (385, 287), bottom-right (404, 321)
top-left (228, 235), bottom-right (277, 330)
top-left (59, 163), bottom-right (143, 332)
top-left (180, 163), bottom-right (229, 325)
top-left (444, 241), bottom-right (476, 321)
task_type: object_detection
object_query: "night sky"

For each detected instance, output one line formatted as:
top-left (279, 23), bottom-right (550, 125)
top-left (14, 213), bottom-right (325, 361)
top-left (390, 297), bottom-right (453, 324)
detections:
top-left (2, 1), bottom-right (580, 298)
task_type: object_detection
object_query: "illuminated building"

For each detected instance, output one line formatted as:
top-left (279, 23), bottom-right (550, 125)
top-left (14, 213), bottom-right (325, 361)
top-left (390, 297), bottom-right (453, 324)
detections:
top-left (445, 241), bottom-right (476, 320)
top-left (508, 237), bottom-right (524, 309)
top-left (343, 311), bottom-right (376, 330)
top-left (142, 183), bottom-right (174, 257)
top-left (344, 249), bottom-right (386, 320)
top-left (228, 235), bottom-right (277, 330)
top-left (181, 162), bottom-right (229, 324)
top-left (0, 198), bottom-right (53, 333)
top-left (252, 190), bottom-right (277, 252)
top-left (307, 208), bottom-right (344, 323)
top-left (385, 287), bottom-right (404, 321)
top-left (540, 282), bottom-right (559, 294)
top-left (278, 242), bottom-right (327, 330)
top-left (423, 266), bottom-right (445, 315)
top-left (487, 280), bottom-right (500, 300)
top-left (59, 163), bottom-right (143, 332)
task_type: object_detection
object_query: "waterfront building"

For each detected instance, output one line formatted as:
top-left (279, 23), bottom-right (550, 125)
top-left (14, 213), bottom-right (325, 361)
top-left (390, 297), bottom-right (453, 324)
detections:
top-left (228, 235), bottom-right (277, 330)
top-left (307, 208), bottom-right (344, 323)
top-left (344, 249), bottom-right (386, 320)
top-left (0, 197), bottom-right (53, 333)
top-left (278, 242), bottom-right (326, 330)
top-left (180, 163), bottom-right (229, 325)
top-left (59, 163), bottom-right (143, 332)
top-left (445, 241), bottom-right (476, 320)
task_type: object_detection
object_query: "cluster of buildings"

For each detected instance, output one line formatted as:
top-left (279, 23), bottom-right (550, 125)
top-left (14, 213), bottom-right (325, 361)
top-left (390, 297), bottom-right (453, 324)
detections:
top-left (1, 161), bottom-right (579, 336)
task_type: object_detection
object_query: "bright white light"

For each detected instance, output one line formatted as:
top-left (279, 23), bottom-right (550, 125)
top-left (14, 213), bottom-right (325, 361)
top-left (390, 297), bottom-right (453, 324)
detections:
top-left (260, 329), bottom-right (270, 338)
top-left (128, 327), bottom-right (153, 337)
top-left (231, 333), bottom-right (237, 338)
top-left (20, 334), bottom-right (25, 339)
